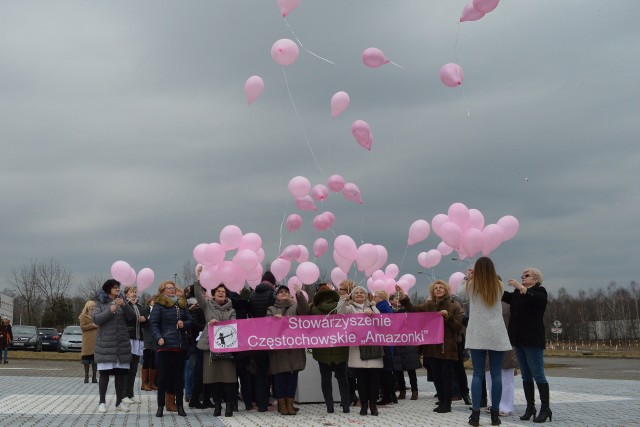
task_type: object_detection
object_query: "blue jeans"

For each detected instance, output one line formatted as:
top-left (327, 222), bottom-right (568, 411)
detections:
top-left (515, 346), bottom-right (547, 384)
top-left (470, 349), bottom-right (504, 411)
top-left (2, 347), bottom-right (7, 362)
top-left (273, 371), bottom-right (299, 399)
top-left (183, 351), bottom-right (196, 398)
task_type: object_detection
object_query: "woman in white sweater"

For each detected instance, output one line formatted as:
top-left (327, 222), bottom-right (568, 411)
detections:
top-left (465, 257), bottom-right (512, 427)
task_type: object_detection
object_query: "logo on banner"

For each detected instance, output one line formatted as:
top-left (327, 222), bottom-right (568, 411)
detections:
top-left (213, 323), bottom-right (238, 349)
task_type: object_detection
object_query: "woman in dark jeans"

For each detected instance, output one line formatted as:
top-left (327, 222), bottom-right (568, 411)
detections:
top-left (150, 280), bottom-right (192, 417)
top-left (504, 267), bottom-right (552, 423)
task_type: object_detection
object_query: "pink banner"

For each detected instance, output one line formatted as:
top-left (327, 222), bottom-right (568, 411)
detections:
top-left (208, 312), bottom-right (444, 352)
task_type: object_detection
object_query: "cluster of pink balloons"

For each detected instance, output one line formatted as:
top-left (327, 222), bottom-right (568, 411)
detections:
top-left (333, 235), bottom-right (389, 277)
top-left (272, 245), bottom-right (321, 285)
top-left (367, 264), bottom-right (417, 296)
top-left (193, 226), bottom-right (266, 292)
top-left (110, 261), bottom-right (155, 292)
top-left (460, 0), bottom-right (500, 22)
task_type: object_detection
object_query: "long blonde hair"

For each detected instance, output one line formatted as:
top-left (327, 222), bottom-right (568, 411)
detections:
top-left (468, 257), bottom-right (502, 307)
top-left (79, 300), bottom-right (95, 320)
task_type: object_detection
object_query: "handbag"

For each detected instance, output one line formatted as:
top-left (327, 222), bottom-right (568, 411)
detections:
top-left (359, 345), bottom-right (384, 361)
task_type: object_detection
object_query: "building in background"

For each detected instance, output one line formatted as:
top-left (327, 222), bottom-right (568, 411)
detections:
top-left (0, 293), bottom-right (14, 322)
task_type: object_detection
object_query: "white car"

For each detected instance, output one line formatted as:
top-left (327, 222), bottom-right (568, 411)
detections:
top-left (58, 325), bottom-right (83, 352)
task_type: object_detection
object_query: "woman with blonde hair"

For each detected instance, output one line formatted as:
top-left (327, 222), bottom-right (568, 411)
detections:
top-left (79, 300), bottom-right (98, 383)
top-left (465, 257), bottom-right (512, 427)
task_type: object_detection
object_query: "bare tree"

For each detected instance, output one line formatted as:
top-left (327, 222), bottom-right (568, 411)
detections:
top-left (35, 258), bottom-right (73, 304)
top-left (8, 261), bottom-right (45, 325)
top-left (180, 259), bottom-right (197, 288)
top-left (77, 275), bottom-right (105, 302)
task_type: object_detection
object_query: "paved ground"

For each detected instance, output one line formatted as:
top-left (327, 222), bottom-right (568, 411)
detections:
top-left (0, 357), bottom-right (639, 427)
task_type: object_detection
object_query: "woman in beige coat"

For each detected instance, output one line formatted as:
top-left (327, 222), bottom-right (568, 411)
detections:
top-left (79, 300), bottom-right (98, 383)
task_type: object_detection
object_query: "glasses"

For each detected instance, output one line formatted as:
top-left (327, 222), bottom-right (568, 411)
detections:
top-left (339, 288), bottom-right (348, 292)
top-left (164, 287), bottom-right (175, 291)
top-left (521, 274), bottom-right (531, 279)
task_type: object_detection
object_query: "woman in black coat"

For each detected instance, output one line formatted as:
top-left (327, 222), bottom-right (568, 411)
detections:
top-left (150, 280), bottom-right (192, 418)
top-left (389, 293), bottom-right (421, 400)
top-left (503, 267), bottom-right (552, 423)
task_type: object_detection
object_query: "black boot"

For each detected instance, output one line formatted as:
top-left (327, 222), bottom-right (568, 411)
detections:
top-left (462, 391), bottom-right (472, 405)
top-left (490, 408), bottom-right (501, 425)
top-left (84, 365), bottom-right (90, 383)
top-left (359, 398), bottom-right (368, 416)
top-left (520, 381), bottom-right (537, 421)
top-left (213, 401), bottom-right (222, 417)
top-left (176, 404), bottom-right (187, 417)
top-left (223, 383), bottom-right (235, 417)
top-left (435, 402), bottom-right (451, 413)
top-left (326, 402), bottom-right (334, 413)
top-left (468, 409), bottom-right (480, 427)
top-left (533, 382), bottom-right (552, 423)
top-left (155, 406), bottom-right (164, 417)
top-left (369, 401), bottom-right (378, 416)
top-left (225, 404), bottom-right (233, 417)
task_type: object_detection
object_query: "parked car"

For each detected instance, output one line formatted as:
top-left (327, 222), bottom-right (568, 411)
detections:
top-left (38, 327), bottom-right (61, 351)
top-left (9, 325), bottom-right (42, 352)
top-left (58, 325), bottom-right (83, 352)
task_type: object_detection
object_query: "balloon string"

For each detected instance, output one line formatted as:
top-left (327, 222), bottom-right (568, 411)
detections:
top-left (284, 18), bottom-right (336, 66)
top-left (389, 61), bottom-right (405, 70)
top-left (278, 198), bottom-right (288, 258)
top-left (358, 204), bottom-right (365, 245)
top-left (399, 244), bottom-right (409, 271)
top-left (281, 67), bottom-right (326, 176)
top-left (462, 85), bottom-right (470, 117)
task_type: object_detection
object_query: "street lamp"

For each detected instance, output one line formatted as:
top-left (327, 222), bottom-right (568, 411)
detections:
top-left (174, 273), bottom-right (178, 284)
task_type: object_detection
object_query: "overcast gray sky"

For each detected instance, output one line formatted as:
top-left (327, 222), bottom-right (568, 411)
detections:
top-left (1, 0), bottom-right (638, 297)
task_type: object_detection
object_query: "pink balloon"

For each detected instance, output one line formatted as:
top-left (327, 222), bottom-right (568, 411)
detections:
top-left (497, 215), bottom-right (520, 241)
top-left (440, 63), bottom-right (464, 87)
top-left (313, 238), bottom-right (329, 258)
top-left (333, 250), bottom-right (353, 274)
top-left (295, 195), bottom-right (318, 212)
top-left (331, 91), bottom-right (350, 118)
top-left (280, 244), bottom-right (302, 262)
top-left (136, 268), bottom-right (155, 291)
top-left (245, 263), bottom-right (264, 281)
top-left (385, 264), bottom-right (399, 280)
top-left (192, 244), bottom-right (208, 264)
top-left (312, 213), bottom-right (332, 231)
top-left (287, 275), bottom-right (302, 289)
top-left (460, 1), bottom-right (485, 22)
top-left (343, 182), bottom-right (363, 205)
top-left (440, 222), bottom-right (463, 249)
top-left (220, 225), bottom-right (243, 250)
top-left (481, 224), bottom-right (504, 256)
top-left (277, 0), bottom-right (300, 16)
top-left (472, 0), bottom-right (500, 13)
top-left (437, 241), bottom-right (454, 256)
top-left (296, 261), bottom-right (320, 284)
top-left (465, 209), bottom-right (485, 231)
top-left (238, 232), bottom-right (262, 252)
top-left (448, 272), bottom-right (465, 294)
top-left (218, 260), bottom-right (238, 284)
top-left (296, 245), bottom-right (309, 263)
top-left (244, 75), bottom-right (264, 105)
top-left (233, 249), bottom-right (259, 271)
top-left (288, 176), bottom-right (311, 198)
top-left (200, 265), bottom-right (222, 290)
top-left (300, 290), bottom-right (309, 302)
top-left (122, 267), bottom-right (136, 287)
top-left (225, 275), bottom-right (245, 293)
top-left (311, 184), bottom-right (329, 201)
top-left (204, 243), bottom-right (225, 265)
top-left (431, 214), bottom-right (450, 237)
top-left (330, 266), bottom-right (347, 287)
top-left (327, 175), bottom-right (345, 192)
top-left (351, 120), bottom-right (372, 151)
top-left (407, 219), bottom-right (431, 246)
top-left (399, 274), bottom-right (416, 289)
top-left (111, 260), bottom-right (131, 283)
top-left (285, 214), bottom-right (303, 232)
top-left (256, 248), bottom-right (266, 263)
top-left (334, 235), bottom-right (357, 260)
top-left (271, 258), bottom-right (291, 282)
top-left (448, 202), bottom-right (470, 226)
top-left (462, 228), bottom-right (484, 258)
top-left (362, 47), bottom-right (389, 68)
top-left (271, 38), bottom-right (299, 66)
top-left (370, 245), bottom-right (388, 272)
top-left (356, 243), bottom-right (378, 271)
top-left (418, 249), bottom-right (442, 269)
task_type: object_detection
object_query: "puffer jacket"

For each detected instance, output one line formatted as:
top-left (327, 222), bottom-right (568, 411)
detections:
top-left (150, 294), bottom-right (192, 351)
top-left (267, 293), bottom-right (309, 375)
top-left (391, 306), bottom-right (422, 371)
top-left (124, 301), bottom-right (149, 341)
top-left (248, 282), bottom-right (275, 318)
top-left (194, 282), bottom-right (236, 351)
top-left (401, 295), bottom-right (462, 361)
top-left (310, 289), bottom-right (349, 365)
top-left (93, 290), bottom-right (136, 364)
top-left (344, 300), bottom-right (384, 369)
top-left (376, 299), bottom-right (395, 371)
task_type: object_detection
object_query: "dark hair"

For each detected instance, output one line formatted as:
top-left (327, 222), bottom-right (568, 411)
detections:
top-left (213, 283), bottom-right (229, 297)
top-left (102, 279), bottom-right (121, 293)
top-left (261, 271), bottom-right (276, 286)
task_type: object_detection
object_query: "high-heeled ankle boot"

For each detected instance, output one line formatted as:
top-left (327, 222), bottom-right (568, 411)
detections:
top-left (155, 406), bottom-right (164, 417)
top-left (533, 382), bottom-right (552, 423)
top-left (520, 381), bottom-right (537, 420)
top-left (469, 409), bottom-right (480, 427)
top-left (490, 408), bottom-right (501, 425)
top-left (176, 404), bottom-right (187, 417)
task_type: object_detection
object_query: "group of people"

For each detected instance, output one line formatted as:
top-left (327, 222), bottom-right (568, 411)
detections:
top-left (79, 256), bottom-right (552, 424)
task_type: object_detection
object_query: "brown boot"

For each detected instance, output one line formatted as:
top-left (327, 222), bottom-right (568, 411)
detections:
top-left (285, 398), bottom-right (297, 415)
top-left (398, 389), bottom-right (406, 400)
top-left (149, 369), bottom-right (158, 390)
top-left (141, 368), bottom-right (152, 391)
top-left (277, 398), bottom-right (287, 415)
top-left (411, 390), bottom-right (418, 400)
top-left (166, 393), bottom-right (177, 412)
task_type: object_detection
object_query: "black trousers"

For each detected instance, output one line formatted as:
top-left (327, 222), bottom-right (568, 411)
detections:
top-left (429, 357), bottom-right (454, 406)
top-left (123, 354), bottom-right (140, 399)
top-left (354, 368), bottom-right (380, 406)
top-left (395, 369), bottom-right (418, 392)
top-left (156, 351), bottom-right (186, 406)
top-left (318, 361), bottom-right (350, 408)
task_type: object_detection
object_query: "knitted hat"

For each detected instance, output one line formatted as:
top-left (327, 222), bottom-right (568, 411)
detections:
top-left (261, 271), bottom-right (276, 286)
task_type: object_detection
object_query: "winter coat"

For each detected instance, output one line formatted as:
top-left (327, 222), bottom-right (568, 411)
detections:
top-left (142, 304), bottom-right (155, 351)
top-left (401, 295), bottom-right (462, 361)
top-left (391, 306), bottom-right (422, 371)
top-left (79, 312), bottom-right (97, 357)
top-left (266, 293), bottom-right (309, 375)
top-left (149, 294), bottom-right (192, 352)
top-left (502, 284), bottom-right (548, 349)
top-left (376, 299), bottom-right (395, 370)
top-left (124, 301), bottom-right (149, 341)
top-left (485, 302), bottom-right (518, 370)
top-left (310, 289), bottom-right (349, 365)
top-left (228, 290), bottom-right (251, 361)
top-left (92, 290), bottom-right (136, 364)
top-left (248, 282), bottom-right (276, 318)
top-left (0, 323), bottom-right (13, 350)
top-left (344, 300), bottom-right (384, 369)
top-left (194, 283), bottom-right (236, 351)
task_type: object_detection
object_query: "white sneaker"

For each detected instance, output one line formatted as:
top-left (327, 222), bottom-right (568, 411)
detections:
top-left (130, 396), bottom-right (141, 404)
top-left (98, 403), bottom-right (107, 413)
top-left (116, 403), bottom-right (130, 412)
top-left (121, 397), bottom-right (134, 405)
